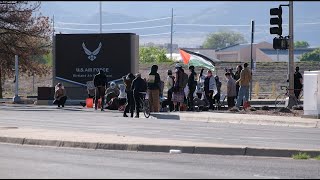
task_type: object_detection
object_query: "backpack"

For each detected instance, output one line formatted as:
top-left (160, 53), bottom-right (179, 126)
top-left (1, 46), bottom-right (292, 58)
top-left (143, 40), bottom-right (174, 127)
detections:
top-left (181, 73), bottom-right (188, 88)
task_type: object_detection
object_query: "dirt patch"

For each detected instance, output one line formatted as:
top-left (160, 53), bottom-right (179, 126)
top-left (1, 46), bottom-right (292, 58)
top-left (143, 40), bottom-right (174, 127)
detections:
top-left (228, 109), bottom-right (303, 117)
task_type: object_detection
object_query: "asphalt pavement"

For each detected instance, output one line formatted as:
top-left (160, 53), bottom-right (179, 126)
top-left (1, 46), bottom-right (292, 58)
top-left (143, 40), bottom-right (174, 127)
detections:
top-left (0, 143), bottom-right (319, 179)
top-left (0, 104), bottom-right (319, 150)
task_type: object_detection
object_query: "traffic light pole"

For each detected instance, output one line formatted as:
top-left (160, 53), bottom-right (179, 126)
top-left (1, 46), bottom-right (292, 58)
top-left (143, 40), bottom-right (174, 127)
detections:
top-left (249, 20), bottom-right (254, 101)
top-left (288, 1), bottom-right (295, 108)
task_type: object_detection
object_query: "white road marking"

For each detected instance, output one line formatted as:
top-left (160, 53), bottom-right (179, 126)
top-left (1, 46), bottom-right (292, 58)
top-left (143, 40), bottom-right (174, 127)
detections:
top-left (254, 174), bottom-right (280, 179)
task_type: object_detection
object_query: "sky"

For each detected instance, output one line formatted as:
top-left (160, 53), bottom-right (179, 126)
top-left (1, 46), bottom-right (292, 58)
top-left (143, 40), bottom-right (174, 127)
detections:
top-left (39, 1), bottom-right (320, 48)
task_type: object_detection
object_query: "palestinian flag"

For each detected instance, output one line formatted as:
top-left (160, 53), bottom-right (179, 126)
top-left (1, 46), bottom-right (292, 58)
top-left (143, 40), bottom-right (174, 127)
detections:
top-left (179, 49), bottom-right (216, 71)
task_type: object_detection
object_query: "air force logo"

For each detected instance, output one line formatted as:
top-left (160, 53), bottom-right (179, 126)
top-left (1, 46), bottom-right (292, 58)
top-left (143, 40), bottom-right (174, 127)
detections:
top-left (82, 42), bottom-right (102, 61)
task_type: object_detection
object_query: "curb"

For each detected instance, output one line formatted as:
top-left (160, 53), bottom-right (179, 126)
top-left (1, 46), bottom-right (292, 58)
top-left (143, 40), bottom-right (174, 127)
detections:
top-left (163, 114), bottom-right (320, 129)
top-left (1, 136), bottom-right (319, 158)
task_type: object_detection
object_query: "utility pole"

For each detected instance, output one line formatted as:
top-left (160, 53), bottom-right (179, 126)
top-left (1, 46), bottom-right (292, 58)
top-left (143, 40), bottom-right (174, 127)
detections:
top-left (100, 1), bottom-right (102, 33)
top-left (13, 55), bottom-right (20, 103)
top-left (249, 20), bottom-right (255, 100)
top-left (170, 8), bottom-right (173, 60)
top-left (52, 15), bottom-right (56, 87)
top-left (288, 1), bottom-right (295, 108)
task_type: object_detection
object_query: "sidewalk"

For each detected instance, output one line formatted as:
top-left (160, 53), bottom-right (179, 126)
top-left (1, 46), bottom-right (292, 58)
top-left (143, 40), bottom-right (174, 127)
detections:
top-left (0, 127), bottom-right (319, 158)
top-left (0, 104), bottom-right (319, 158)
top-left (152, 111), bottom-right (320, 129)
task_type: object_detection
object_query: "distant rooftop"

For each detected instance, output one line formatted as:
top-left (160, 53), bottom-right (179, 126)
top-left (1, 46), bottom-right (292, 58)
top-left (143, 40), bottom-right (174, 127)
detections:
top-left (260, 48), bottom-right (317, 62)
top-left (215, 43), bottom-right (259, 52)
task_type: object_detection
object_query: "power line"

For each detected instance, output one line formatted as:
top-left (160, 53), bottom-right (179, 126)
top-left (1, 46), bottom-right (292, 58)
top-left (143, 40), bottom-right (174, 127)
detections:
top-left (54, 27), bottom-right (98, 31)
top-left (106, 25), bottom-right (171, 31)
top-left (175, 23), bottom-right (251, 27)
top-left (55, 16), bottom-right (172, 26)
top-left (139, 32), bottom-right (171, 37)
top-left (54, 24), bottom-right (171, 31)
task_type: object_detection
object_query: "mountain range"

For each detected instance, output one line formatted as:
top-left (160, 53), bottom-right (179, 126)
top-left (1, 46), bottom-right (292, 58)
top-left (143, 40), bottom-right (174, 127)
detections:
top-left (40, 1), bottom-right (320, 48)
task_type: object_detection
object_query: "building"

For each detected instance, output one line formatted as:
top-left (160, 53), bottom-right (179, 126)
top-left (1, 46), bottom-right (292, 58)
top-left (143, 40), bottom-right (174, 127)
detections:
top-left (257, 48), bottom-right (317, 62)
top-left (143, 43), bottom-right (179, 53)
top-left (183, 48), bottom-right (217, 60)
top-left (215, 41), bottom-right (273, 62)
top-left (164, 43), bottom-right (179, 53)
top-left (214, 41), bottom-right (316, 62)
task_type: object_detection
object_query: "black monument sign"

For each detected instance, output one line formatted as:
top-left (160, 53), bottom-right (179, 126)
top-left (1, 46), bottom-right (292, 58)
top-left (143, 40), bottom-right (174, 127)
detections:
top-left (55, 33), bottom-right (138, 85)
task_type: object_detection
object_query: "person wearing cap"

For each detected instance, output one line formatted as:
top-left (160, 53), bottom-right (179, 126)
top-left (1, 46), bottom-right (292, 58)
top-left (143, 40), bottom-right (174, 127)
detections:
top-left (147, 65), bottom-right (161, 112)
top-left (53, 83), bottom-right (67, 108)
top-left (123, 73), bottom-right (136, 117)
top-left (165, 69), bottom-right (175, 112)
top-left (187, 66), bottom-right (197, 111)
top-left (132, 73), bottom-right (147, 118)
top-left (93, 70), bottom-right (108, 111)
top-left (294, 66), bottom-right (303, 99)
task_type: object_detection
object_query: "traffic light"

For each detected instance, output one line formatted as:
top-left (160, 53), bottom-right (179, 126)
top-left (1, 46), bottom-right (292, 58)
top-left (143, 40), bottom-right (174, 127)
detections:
top-left (270, 6), bottom-right (282, 36)
top-left (273, 37), bottom-right (288, 50)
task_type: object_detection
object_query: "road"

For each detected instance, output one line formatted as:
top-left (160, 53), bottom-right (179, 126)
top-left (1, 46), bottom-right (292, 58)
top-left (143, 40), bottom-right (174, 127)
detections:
top-left (0, 104), bottom-right (320, 150)
top-left (0, 143), bottom-right (319, 179)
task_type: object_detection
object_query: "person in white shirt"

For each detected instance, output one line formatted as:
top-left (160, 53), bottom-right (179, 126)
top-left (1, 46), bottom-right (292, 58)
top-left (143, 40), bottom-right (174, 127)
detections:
top-left (204, 70), bottom-right (217, 110)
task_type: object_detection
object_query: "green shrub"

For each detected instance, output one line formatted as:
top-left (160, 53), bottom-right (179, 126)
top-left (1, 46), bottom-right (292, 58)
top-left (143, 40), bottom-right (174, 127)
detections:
top-left (292, 152), bottom-right (311, 160)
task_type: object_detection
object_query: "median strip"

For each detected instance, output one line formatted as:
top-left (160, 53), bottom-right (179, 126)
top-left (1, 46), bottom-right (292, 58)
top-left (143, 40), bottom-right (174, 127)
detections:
top-left (0, 136), bottom-right (319, 158)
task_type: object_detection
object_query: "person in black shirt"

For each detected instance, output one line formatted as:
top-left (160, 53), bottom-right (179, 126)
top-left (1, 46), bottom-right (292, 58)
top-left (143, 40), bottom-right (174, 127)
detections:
top-left (294, 66), bottom-right (303, 99)
top-left (147, 65), bottom-right (161, 112)
top-left (187, 66), bottom-right (197, 111)
top-left (132, 73), bottom-right (147, 118)
top-left (213, 75), bottom-right (222, 109)
top-left (93, 70), bottom-right (108, 111)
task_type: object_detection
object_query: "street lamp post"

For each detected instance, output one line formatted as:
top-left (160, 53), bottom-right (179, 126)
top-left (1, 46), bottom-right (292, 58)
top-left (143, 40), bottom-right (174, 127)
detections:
top-left (13, 55), bottom-right (21, 103)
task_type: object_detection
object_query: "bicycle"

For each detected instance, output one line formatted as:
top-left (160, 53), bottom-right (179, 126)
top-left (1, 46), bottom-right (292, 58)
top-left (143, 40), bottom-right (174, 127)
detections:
top-left (274, 86), bottom-right (303, 109)
top-left (138, 92), bottom-right (151, 118)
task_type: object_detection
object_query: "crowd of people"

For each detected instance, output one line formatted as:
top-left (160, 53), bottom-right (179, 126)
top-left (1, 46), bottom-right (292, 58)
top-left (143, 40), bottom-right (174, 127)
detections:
top-left (54, 63), bottom-right (304, 117)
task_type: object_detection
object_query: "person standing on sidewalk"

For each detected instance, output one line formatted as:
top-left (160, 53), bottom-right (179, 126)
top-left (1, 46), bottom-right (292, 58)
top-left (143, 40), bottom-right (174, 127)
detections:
top-left (225, 72), bottom-right (236, 109)
top-left (213, 75), bottom-right (222, 109)
top-left (204, 70), bottom-right (217, 110)
top-left (236, 63), bottom-right (252, 109)
top-left (132, 73), bottom-right (147, 118)
top-left (234, 65), bottom-right (243, 98)
top-left (187, 66), bottom-right (197, 111)
top-left (166, 69), bottom-right (175, 112)
top-left (123, 73), bottom-right (136, 117)
top-left (196, 68), bottom-right (205, 99)
top-left (147, 65), bottom-right (161, 112)
top-left (294, 66), bottom-right (303, 100)
top-left (172, 64), bottom-right (185, 111)
top-left (93, 70), bottom-right (108, 111)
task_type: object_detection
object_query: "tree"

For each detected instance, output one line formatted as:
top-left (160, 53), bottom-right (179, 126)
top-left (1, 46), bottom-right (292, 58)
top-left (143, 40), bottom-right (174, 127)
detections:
top-left (294, 41), bottom-right (310, 48)
top-left (139, 46), bottom-right (171, 63)
top-left (300, 48), bottom-right (320, 62)
top-left (202, 30), bottom-right (247, 49)
top-left (0, 1), bottom-right (52, 98)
